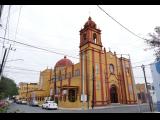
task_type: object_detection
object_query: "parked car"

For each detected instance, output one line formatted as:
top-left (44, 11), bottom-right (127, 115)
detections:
top-left (29, 100), bottom-right (39, 107)
top-left (16, 99), bottom-right (22, 104)
top-left (42, 101), bottom-right (58, 110)
top-left (21, 100), bottom-right (27, 104)
top-left (6, 99), bottom-right (13, 104)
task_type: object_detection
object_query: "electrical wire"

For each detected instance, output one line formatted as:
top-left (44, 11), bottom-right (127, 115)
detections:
top-left (97, 5), bottom-right (147, 41)
top-left (14, 5), bottom-right (22, 42)
top-left (0, 36), bottom-right (79, 59)
top-left (0, 35), bottom-right (155, 75)
top-left (5, 66), bottom-right (40, 72)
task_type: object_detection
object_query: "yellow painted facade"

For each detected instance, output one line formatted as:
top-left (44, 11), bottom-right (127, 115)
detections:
top-left (18, 68), bottom-right (52, 104)
top-left (18, 82), bottom-right (38, 100)
top-left (49, 17), bottom-right (138, 109)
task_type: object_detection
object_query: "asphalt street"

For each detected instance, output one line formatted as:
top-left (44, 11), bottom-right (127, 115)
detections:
top-left (6, 103), bottom-right (157, 113)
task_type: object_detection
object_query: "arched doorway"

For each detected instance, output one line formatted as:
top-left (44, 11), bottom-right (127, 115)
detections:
top-left (110, 85), bottom-right (118, 103)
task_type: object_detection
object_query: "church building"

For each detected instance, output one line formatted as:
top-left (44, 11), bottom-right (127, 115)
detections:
top-left (50, 17), bottom-right (137, 109)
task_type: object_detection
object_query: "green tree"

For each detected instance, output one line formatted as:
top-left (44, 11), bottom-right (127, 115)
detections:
top-left (0, 76), bottom-right (18, 100)
top-left (146, 26), bottom-right (160, 59)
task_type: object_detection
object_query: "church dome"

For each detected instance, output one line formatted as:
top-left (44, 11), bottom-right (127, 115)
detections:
top-left (55, 56), bottom-right (73, 68)
top-left (84, 16), bottom-right (97, 28)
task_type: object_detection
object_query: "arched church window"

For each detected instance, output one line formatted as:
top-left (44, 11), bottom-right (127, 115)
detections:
top-left (93, 33), bottom-right (97, 43)
top-left (109, 64), bottom-right (115, 74)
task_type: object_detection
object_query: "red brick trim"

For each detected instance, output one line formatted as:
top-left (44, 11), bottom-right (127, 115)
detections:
top-left (120, 58), bottom-right (127, 104)
top-left (92, 49), bottom-right (96, 103)
top-left (115, 58), bottom-right (122, 104)
top-left (104, 49), bottom-right (110, 103)
top-left (99, 51), bottom-right (104, 104)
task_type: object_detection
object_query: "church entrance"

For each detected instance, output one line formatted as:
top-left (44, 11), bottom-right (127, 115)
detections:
top-left (110, 85), bottom-right (118, 103)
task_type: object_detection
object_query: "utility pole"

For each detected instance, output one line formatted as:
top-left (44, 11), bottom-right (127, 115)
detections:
top-left (0, 5), bottom-right (3, 26)
top-left (0, 44), bottom-right (15, 81)
top-left (92, 65), bottom-right (95, 109)
top-left (141, 64), bottom-right (153, 112)
top-left (0, 48), bottom-right (7, 81)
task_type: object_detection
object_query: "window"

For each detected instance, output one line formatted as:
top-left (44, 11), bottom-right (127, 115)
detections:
top-left (83, 33), bottom-right (86, 41)
top-left (93, 33), bottom-right (97, 43)
top-left (68, 89), bottom-right (77, 102)
top-left (109, 64), bottom-right (115, 74)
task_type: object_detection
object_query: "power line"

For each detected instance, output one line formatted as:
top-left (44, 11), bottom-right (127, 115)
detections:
top-left (0, 36), bottom-right (154, 73)
top-left (0, 36), bottom-right (79, 60)
top-left (1, 35), bottom-right (155, 81)
top-left (0, 36), bottom-right (155, 71)
top-left (14, 5), bottom-right (22, 41)
top-left (132, 59), bottom-right (154, 64)
top-left (1, 36), bottom-right (147, 66)
top-left (3, 70), bottom-right (39, 75)
top-left (5, 66), bottom-right (40, 72)
top-left (97, 5), bottom-right (147, 41)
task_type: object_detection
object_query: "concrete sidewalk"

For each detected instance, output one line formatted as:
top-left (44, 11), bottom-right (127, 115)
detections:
top-left (58, 103), bottom-right (150, 111)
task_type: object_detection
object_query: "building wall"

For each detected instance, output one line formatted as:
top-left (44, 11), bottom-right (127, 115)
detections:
top-left (151, 60), bottom-right (160, 104)
top-left (18, 82), bottom-right (38, 100)
top-left (18, 68), bottom-right (53, 104)
top-left (49, 50), bottom-right (137, 108)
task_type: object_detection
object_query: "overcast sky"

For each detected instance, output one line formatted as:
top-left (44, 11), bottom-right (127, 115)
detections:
top-left (0, 5), bottom-right (159, 85)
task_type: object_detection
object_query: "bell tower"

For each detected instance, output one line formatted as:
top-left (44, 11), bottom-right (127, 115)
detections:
top-left (79, 17), bottom-right (106, 108)
top-left (79, 16), bottom-right (102, 51)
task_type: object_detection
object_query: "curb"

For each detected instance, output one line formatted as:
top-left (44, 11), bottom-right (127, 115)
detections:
top-left (58, 104), bottom-right (150, 111)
